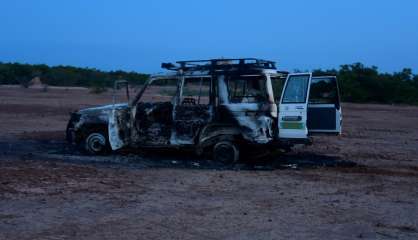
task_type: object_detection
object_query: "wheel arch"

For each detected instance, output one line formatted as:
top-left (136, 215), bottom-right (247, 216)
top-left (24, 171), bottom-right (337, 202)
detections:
top-left (74, 122), bottom-right (109, 144)
top-left (197, 124), bottom-right (244, 150)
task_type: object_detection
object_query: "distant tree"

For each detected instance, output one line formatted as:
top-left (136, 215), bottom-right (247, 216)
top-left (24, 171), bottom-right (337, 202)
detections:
top-left (0, 61), bottom-right (417, 104)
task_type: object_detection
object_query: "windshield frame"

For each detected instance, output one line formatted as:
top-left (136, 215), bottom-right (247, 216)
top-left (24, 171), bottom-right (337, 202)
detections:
top-left (224, 74), bottom-right (273, 104)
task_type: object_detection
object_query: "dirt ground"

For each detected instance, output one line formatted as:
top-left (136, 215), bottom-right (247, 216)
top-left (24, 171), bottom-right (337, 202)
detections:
top-left (0, 85), bottom-right (417, 240)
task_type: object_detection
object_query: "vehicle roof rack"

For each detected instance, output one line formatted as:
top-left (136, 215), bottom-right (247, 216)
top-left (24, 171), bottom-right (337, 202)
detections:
top-left (161, 58), bottom-right (277, 72)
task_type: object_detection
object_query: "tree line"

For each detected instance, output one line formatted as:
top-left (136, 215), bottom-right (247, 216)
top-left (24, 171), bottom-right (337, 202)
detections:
top-left (312, 63), bottom-right (418, 104)
top-left (0, 62), bottom-right (417, 104)
top-left (0, 62), bottom-right (149, 91)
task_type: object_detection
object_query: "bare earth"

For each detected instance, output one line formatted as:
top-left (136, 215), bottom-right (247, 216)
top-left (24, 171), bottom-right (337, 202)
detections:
top-left (0, 85), bottom-right (417, 240)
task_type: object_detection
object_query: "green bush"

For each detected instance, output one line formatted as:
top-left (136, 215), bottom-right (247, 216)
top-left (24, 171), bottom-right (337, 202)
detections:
top-left (313, 63), bottom-right (418, 104)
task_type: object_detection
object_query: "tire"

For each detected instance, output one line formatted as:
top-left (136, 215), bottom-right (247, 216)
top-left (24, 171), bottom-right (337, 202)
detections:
top-left (83, 132), bottom-right (109, 155)
top-left (213, 141), bottom-right (239, 164)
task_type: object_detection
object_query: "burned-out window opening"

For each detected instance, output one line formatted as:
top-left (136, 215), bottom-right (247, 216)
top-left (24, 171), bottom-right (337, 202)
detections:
top-left (139, 78), bottom-right (178, 103)
top-left (226, 75), bottom-right (268, 103)
top-left (181, 77), bottom-right (211, 105)
top-left (271, 76), bottom-right (286, 103)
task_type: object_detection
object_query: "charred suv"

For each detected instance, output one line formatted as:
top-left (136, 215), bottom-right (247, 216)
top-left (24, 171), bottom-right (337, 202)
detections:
top-left (67, 58), bottom-right (342, 162)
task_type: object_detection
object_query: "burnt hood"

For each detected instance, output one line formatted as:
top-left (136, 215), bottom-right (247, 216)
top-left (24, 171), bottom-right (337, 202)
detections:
top-left (77, 103), bottom-right (129, 114)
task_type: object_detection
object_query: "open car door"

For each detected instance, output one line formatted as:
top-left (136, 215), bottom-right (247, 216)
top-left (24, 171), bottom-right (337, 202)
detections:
top-left (278, 73), bottom-right (312, 140)
top-left (108, 81), bottom-right (131, 150)
top-left (108, 108), bottom-right (131, 150)
top-left (307, 76), bottom-right (342, 135)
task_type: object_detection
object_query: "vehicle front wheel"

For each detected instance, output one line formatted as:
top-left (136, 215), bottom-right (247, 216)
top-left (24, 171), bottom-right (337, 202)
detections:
top-left (84, 132), bottom-right (109, 155)
top-left (213, 141), bottom-right (239, 164)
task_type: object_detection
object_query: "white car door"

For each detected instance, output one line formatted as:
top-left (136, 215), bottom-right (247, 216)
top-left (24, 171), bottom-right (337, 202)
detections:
top-left (278, 73), bottom-right (312, 139)
top-left (307, 76), bottom-right (342, 135)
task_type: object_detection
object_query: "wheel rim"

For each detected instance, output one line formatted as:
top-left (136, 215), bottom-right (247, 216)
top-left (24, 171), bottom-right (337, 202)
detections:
top-left (214, 143), bottom-right (237, 163)
top-left (86, 133), bottom-right (106, 153)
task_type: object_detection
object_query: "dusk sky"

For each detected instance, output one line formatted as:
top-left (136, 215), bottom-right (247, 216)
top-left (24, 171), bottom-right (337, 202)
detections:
top-left (1, 0), bottom-right (417, 73)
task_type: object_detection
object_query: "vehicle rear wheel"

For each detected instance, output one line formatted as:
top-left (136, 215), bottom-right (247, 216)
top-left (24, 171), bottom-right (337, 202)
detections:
top-left (84, 132), bottom-right (109, 155)
top-left (213, 141), bottom-right (239, 164)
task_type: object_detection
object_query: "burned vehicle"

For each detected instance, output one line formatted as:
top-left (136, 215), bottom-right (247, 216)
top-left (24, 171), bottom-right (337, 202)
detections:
top-left (66, 58), bottom-right (342, 162)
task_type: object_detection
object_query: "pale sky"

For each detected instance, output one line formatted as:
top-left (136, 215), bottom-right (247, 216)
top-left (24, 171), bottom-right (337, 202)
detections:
top-left (1, 0), bottom-right (417, 73)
